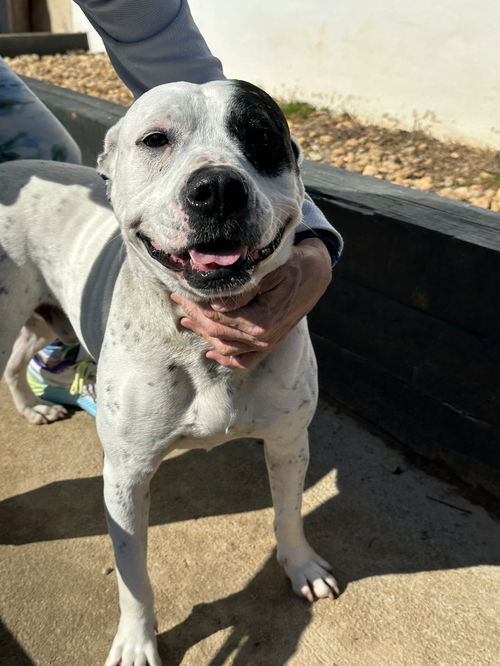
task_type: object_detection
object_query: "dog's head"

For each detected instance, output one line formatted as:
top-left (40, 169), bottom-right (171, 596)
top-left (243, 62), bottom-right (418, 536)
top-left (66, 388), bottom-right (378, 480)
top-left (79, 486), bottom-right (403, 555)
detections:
top-left (98, 80), bottom-right (304, 299)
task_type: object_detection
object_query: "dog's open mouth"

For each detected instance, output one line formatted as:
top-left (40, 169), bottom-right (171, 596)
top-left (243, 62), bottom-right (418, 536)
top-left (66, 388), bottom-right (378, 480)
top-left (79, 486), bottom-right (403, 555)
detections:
top-left (137, 222), bottom-right (287, 290)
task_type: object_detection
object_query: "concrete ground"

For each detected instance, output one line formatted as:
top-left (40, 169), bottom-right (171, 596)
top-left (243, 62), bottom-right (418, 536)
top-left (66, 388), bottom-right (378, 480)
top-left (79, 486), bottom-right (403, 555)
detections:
top-left (1, 380), bottom-right (499, 666)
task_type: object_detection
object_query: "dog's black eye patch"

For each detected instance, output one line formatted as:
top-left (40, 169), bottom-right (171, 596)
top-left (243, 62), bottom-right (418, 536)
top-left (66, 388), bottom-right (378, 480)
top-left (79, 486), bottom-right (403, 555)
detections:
top-left (143, 132), bottom-right (169, 148)
top-left (227, 80), bottom-right (296, 177)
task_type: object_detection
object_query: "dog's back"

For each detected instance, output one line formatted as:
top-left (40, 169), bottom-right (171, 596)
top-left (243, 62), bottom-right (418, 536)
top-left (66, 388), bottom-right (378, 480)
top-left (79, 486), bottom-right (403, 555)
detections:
top-left (0, 160), bottom-right (118, 356)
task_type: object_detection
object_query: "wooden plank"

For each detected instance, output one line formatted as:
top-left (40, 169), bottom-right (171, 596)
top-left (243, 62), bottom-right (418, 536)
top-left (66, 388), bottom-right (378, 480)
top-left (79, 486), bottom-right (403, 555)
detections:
top-left (0, 32), bottom-right (88, 57)
top-left (310, 276), bottom-right (500, 427)
top-left (1, 0), bottom-right (30, 33)
top-left (312, 334), bottom-right (500, 496)
top-left (310, 196), bottom-right (500, 339)
top-left (303, 161), bottom-right (500, 248)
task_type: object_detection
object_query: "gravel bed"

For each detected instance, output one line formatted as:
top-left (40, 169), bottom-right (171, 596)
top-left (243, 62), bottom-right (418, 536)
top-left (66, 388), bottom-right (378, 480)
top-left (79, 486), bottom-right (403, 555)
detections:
top-left (6, 51), bottom-right (500, 212)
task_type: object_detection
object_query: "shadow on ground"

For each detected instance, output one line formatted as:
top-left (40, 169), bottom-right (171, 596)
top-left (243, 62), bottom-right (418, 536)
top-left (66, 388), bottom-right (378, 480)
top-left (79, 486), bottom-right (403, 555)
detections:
top-left (1, 403), bottom-right (498, 665)
top-left (0, 621), bottom-right (34, 666)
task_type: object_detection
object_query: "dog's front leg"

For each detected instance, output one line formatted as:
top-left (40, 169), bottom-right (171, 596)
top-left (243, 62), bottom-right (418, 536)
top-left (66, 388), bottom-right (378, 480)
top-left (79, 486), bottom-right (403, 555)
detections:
top-left (264, 431), bottom-right (340, 602)
top-left (102, 452), bottom-right (162, 666)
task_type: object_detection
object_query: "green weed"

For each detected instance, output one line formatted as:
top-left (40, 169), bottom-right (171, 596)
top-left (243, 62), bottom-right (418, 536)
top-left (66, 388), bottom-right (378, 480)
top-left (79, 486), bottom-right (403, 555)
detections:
top-left (482, 169), bottom-right (500, 183)
top-left (280, 101), bottom-right (317, 119)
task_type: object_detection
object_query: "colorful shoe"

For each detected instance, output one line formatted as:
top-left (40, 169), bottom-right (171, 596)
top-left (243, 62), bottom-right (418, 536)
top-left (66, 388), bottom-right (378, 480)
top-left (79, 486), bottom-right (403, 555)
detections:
top-left (27, 341), bottom-right (96, 417)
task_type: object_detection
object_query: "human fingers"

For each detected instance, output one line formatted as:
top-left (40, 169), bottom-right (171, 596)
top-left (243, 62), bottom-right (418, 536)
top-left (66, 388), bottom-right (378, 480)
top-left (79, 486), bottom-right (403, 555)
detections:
top-left (172, 292), bottom-right (272, 341)
top-left (206, 349), bottom-right (266, 369)
top-left (179, 318), bottom-right (264, 355)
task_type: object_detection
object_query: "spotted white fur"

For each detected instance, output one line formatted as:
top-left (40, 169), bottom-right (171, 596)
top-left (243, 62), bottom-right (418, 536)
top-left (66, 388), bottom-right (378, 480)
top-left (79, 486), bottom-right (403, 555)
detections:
top-left (0, 80), bottom-right (338, 666)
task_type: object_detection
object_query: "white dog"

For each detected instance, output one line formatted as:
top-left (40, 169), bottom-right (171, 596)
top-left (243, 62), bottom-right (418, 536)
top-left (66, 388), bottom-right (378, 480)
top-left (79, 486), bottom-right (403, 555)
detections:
top-left (0, 79), bottom-right (338, 665)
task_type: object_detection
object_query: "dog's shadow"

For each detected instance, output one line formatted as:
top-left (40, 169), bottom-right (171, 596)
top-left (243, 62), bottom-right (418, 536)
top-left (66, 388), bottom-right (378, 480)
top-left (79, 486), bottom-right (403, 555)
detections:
top-left (157, 555), bottom-right (312, 665)
top-left (1, 405), bottom-right (498, 665)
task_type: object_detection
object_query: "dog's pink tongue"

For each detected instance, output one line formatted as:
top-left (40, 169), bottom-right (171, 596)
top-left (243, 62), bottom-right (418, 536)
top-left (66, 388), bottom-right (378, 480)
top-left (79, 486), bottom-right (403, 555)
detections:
top-left (189, 246), bottom-right (245, 270)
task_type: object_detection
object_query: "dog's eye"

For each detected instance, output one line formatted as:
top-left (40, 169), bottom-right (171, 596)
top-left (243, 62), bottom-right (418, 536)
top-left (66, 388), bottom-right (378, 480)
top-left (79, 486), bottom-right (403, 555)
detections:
top-left (143, 133), bottom-right (169, 148)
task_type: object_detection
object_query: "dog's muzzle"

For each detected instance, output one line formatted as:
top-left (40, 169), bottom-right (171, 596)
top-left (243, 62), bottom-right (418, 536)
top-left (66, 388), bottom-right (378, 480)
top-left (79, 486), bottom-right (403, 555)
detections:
top-left (137, 165), bottom-right (289, 293)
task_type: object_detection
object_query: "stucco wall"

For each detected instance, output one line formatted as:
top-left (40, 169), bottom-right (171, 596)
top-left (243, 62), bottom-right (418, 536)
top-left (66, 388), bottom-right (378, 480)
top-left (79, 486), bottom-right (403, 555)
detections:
top-left (72, 0), bottom-right (500, 149)
top-left (46, 0), bottom-right (73, 32)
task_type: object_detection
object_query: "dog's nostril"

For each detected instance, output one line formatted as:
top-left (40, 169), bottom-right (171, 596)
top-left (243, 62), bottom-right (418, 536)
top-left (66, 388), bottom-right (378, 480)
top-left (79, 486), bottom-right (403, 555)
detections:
top-left (190, 183), bottom-right (213, 205)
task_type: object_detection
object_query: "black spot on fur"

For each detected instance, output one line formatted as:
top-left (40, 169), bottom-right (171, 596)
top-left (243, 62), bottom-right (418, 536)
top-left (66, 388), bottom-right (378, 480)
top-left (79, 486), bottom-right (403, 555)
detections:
top-left (226, 80), bottom-right (297, 177)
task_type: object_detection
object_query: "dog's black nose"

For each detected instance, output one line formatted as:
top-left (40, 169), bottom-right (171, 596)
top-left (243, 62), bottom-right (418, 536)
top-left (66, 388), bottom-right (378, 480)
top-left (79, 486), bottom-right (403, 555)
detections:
top-left (185, 166), bottom-right (248, 218)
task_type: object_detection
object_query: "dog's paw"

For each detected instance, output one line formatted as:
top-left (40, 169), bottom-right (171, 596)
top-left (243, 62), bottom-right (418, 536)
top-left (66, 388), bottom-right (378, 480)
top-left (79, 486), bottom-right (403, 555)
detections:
top-left (280, 548), bottom-right (340, 602)
top-left (22, 402), bottom-right (68, 425)
top-left (105, 622), bottom-right (161, 666)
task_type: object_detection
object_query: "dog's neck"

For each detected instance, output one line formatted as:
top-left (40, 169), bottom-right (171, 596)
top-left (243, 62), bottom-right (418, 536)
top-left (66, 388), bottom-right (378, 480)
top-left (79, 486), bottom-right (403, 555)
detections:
top-left (115, 246), bottom-right (268, 384)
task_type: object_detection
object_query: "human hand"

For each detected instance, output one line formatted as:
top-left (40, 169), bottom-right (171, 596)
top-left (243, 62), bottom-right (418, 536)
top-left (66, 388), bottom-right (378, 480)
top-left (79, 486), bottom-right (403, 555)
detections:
top-left (170, 238), bottom-right (332, 369)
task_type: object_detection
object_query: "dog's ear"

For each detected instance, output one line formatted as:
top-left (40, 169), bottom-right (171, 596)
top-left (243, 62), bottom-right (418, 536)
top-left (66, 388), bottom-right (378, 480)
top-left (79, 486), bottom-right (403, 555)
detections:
top-left (290, 136), bottom-right (304, 166)
top-left (97, 118), bottom-right (124, 182)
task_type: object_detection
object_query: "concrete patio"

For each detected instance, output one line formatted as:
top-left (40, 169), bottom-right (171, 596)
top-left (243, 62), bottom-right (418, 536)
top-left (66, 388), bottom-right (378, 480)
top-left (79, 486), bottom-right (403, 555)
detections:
top-left (1, 381), bottom-right (499, 665)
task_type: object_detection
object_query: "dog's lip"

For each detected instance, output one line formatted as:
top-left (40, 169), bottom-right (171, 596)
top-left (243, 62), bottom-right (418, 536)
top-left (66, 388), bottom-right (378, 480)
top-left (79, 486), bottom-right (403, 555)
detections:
top-left (249, 223), bottom-right (287, 263)
top-left (137, 219), bottom-right (290, 274)
top-left (137, 231), bottom-right (185, 272)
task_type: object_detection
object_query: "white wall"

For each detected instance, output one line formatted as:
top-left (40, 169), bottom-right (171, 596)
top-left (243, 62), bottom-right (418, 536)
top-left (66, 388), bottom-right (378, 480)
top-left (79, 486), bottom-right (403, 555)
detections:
top-left (73, 0), bottom-right (500, 149)
top-left (72, 4), bottom-right (104, 52)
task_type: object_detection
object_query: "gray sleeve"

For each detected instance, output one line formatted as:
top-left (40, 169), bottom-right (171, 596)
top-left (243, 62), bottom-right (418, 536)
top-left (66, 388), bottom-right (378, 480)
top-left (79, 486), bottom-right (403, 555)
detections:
top-left (295, 193), bottom-right (344, 265)
top-left (73, 0), bottom-right (225, 97)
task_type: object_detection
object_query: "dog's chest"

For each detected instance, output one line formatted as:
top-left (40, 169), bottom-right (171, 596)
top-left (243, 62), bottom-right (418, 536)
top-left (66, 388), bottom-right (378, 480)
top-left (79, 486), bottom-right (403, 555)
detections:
top-left (173, 353), bottom-right (316, 450)
top-left (177, 371), bottom-right (266, 445)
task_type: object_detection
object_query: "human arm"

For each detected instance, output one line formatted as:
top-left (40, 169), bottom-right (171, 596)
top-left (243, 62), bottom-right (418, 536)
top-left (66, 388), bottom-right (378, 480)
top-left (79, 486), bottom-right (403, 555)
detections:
top-left (73, 0), bottom-right (225, 95)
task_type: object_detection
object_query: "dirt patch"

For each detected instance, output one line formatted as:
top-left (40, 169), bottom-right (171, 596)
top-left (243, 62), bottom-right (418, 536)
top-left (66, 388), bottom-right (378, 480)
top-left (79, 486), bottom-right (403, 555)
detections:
top-left (6, 51), bottom-right (500, 211)
top-left (288, 112), bottom-right (500, 210)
